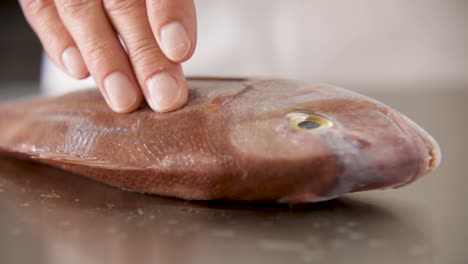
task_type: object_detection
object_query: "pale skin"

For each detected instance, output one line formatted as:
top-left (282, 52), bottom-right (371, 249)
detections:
top-left (20, 0), bottom-right (197, 113)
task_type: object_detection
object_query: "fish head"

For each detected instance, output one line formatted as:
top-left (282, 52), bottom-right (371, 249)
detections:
top-left (223, 79), bottom-right (441, 201)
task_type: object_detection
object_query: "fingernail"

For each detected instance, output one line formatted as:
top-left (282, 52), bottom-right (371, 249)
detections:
top-left (160, 21), bottom-right (191, 61)
top-left (61, 46), bottom-right (87, 78)
top-left (147, 72), bottom-right (182, 112)
top-left (103, 72), bottom-right (138, 113)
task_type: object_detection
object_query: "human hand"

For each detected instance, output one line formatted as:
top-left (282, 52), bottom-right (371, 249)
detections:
top-left (20, 0), bottom-right (196, 113)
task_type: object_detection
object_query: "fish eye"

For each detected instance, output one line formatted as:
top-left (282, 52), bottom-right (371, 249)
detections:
top-left (298, 120), bottom-right (321, 129)
top-left (286, 112), bottom-right (333, 131)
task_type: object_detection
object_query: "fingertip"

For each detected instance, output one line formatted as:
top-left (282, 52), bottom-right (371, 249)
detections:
top-left (145, 71), bottom-right (188, 113)
top-left (159, 21), bottom-right (193, 62)
top-left (110, 95), bottom-right (143, 114)
top-left (61, 46), bottom-right (89, 79)
top-left (102, 72), bottom-right (142, 113)
top-left (147, 0), bottom-right (197, 63)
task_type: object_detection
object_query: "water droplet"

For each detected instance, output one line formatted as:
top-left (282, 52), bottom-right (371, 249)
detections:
top-left (41, 193), bottom-right (61, 199)
top-left (305, 236), bottom-right (319, 245)
top-left (301, 250), bottom-right (324, 262)
top-left (330, 239), bottom-right (347, 249)
top-left (348, 232), bottom-right (364, 240)
top-left (174, 230), bottom-right (186, 237)
top-left (61, 221), bottom-right (72, 227)
top-left (260, 240), bottom-right (306, 252)
top-left (336, 226), bottom-right (348, 234)
top-left (409, 244), bottom-right (430, 257)
top-left (210, 229), bottom-right (235, 238)
top-left (167, 219), bottom-right (179, 225)
top-left (9, 227), bottom-right (22, 236)
top-left (368, 239), bottom-right (384, 249)
top-left (159, 227), bottom-right (170, 234)
top-left (106, 227), bottom-right (117, 234)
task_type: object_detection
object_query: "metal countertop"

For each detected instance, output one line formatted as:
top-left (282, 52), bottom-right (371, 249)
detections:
top-left (0, 83), bottom-right (466, 264)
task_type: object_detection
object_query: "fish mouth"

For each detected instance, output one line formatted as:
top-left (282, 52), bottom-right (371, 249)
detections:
top-left (400, 114), bottom-right (442, 173)
top-left (427, 136), bottom-right (442, 171)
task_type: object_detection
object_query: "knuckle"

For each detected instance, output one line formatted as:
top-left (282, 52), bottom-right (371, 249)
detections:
top-left (40, 21), bottom-right (67, 46)
top-left (84, 42), bottom-right (117, 68)
top-left (128, 40), bottom-right (171, 78)
top-left (21, 0), bottom-right (54, 16)
top-left (147, 0), bottom-right (168, 11)
top-left (57, 0), bottom-right (95, 16)
top-left (102, 0), bottom-right (137, 14)
top-left (130, 40), bottom-right (157, 61)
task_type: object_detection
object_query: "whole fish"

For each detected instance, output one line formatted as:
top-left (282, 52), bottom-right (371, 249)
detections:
top-left (0, 78), bottom-right (440, 203)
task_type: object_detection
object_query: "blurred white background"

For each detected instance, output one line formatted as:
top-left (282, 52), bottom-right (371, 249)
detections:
top-left (41, 0), bottom-right (468, 93)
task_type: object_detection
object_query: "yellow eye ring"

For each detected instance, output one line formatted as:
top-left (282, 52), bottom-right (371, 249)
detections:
top-left (286, 112), bottom-right (333, 131)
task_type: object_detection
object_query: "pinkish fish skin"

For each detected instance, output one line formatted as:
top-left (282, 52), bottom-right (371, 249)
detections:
top-left (0, 78), bottom-right (441, 203)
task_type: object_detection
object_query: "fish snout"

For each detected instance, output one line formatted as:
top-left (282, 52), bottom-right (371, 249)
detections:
top-left (400, 114), bottom-right (441, 174)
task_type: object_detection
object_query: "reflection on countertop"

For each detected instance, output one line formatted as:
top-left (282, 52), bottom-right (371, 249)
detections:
top-left (0, 82), bottom-right (467, 264)
top-left (0, 158), bottom-right (430, 264)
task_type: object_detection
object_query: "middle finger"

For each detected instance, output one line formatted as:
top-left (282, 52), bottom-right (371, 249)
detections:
top-left (103, 0), bottom-right (188, 112)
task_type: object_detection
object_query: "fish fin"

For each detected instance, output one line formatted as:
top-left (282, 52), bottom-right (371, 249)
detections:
top-left (209, 83), bottom-right (255, 105)
top-left (32, 152), bottom-right (143, 171)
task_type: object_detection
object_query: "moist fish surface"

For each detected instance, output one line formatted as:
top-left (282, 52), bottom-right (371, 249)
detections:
top-left (0, 78), bottom-right (441, 203)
